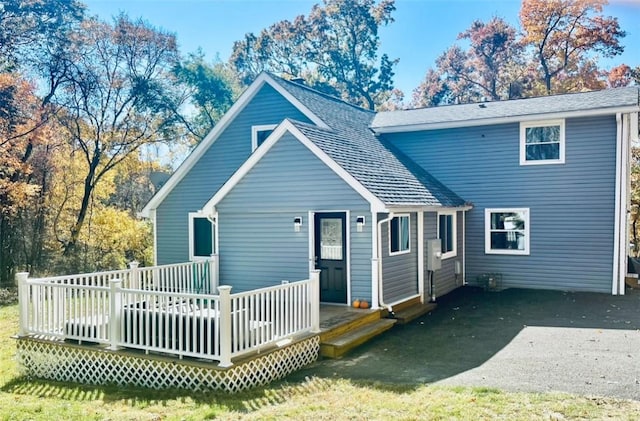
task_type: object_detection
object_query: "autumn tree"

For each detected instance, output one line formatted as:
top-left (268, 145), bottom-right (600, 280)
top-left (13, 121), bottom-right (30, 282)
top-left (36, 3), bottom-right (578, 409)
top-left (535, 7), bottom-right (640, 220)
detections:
top-left (230, 0), bottom-right (397, 110)
top-left (413, 17), bottom-right (523, 107)
top-left (520, 0), bottom-right (625, 94)
top-left (46, 15), bottom-right (183, 263)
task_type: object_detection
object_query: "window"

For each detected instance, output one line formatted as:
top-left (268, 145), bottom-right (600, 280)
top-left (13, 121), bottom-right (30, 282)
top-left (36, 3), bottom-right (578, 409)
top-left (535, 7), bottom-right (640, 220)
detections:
top-left (485, 208), bottom-right (529, 255)
top-left (189, 213), bottom-right (215, 260)
top-left (251, 124), bottom-right (277, 152)
top-left (389, 215), bottom-right (410, 255)
top-left (438, 211), bottom-right (457, 259)
top-left (520, 119), bottom-right (565, 165)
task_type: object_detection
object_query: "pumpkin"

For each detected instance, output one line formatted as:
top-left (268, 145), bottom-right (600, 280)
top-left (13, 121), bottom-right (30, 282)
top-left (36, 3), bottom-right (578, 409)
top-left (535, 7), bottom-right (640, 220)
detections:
top-left (359, 300), bottom-right (369, 309)
top-left (352, 299), bottom-right (361, 308)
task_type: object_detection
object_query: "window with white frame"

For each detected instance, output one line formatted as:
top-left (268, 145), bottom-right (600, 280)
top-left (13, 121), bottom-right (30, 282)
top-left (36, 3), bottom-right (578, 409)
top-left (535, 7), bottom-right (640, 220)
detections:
top-left (389, 215), bottom-right (410, 255)
top-left (251, 124), bottom-right (277, 152)
top-left (438, 211), bottom-right (457, 259)
top-left (485, 208), bottom-right (529, 255)
top-left (189, 212), bottom-right (215, 260)
top-left (520, 119), bottom-right (565, 165)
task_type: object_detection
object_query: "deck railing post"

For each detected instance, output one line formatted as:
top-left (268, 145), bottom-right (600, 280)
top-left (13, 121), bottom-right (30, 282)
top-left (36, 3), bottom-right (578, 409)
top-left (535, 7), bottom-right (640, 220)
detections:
top-left (16, 272), bottom-right (30, 337)
top-left (310, 270), bottom-right (321, 333)
top-left (108, 278), bottom-right (123, 350)
top-left (217, 285), bottom-right (233, 367)
top-left (209, 254), bottom-right (219, 294)
top-left (128, 261), bottom-right (139, 289)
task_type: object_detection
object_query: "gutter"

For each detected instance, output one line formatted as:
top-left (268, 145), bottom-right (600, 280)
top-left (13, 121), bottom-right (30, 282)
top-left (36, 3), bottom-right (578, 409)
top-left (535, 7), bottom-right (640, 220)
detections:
top-left (376, 212), bottom-right (394, 312)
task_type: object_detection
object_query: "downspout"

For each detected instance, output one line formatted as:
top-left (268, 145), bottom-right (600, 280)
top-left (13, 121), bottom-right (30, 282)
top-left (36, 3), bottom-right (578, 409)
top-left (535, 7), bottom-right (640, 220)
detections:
top-left (377, 212), bottom-right (394, 312)
top-left (613, 113), bottom-right (622, 295)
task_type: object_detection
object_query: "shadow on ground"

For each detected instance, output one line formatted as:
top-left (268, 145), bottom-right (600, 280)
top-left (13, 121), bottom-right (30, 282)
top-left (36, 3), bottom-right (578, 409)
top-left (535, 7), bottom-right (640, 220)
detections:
top-left (286, 286), bottom-right (640, 396)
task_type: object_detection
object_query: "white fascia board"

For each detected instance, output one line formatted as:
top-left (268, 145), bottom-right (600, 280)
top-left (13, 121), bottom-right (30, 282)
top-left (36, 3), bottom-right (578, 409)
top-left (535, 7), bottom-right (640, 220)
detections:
top-left (371, 106), bottom-right (640, 134)
top-left (201, 120), bottom-right (386, 214)
top-left (385, 204), bottom-right (473, 213)
top-left (139, 73), bottom-right (327, 218)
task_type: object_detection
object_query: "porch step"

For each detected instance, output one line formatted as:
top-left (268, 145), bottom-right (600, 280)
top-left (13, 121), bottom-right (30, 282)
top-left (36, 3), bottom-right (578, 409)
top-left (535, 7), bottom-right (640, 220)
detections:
top-left (320, 318), bottom-right (397, 358)
top-left (319, 309), bottom-right (386, 343)
top-left (391, 302), bottom-right (437, 325)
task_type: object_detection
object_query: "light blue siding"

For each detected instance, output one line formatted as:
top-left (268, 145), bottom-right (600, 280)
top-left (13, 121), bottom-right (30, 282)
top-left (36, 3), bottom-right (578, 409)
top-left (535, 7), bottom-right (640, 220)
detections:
top-left (156, 84), bottom-right (312, 264)
top-left (424, 211), bottom-right (464, 298)
top-left (380, 212), bottom-right (419, 304)
top-left (216, 133), bottom-right (372, 298)
top-left (383, 116), bottom-right (617, 293)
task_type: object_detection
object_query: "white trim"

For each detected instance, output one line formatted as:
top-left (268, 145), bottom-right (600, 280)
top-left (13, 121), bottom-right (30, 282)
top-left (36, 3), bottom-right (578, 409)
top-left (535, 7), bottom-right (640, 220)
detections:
top-left (308, 211), bottom-right (315, 274)
top-left (437, 210), bottom-right (457, 259)
top-left (462, 210), bottom-right (466, 285)
top-left (371, 212), bottom-right (379, 309)
top-left (619, 114), bottom-right (630, 295)
top-left (371, 106), bottom-right (640, 134)
top-left (417, 211), bottom-right (424, 303)
top-left (188, 212), bottom-right (215, 261)
top-left (613, 114), bottom-right (622, 294)
top-left (150, 209), bottom-right (157, 265)
top-left (251, 124), bottom-right (278, 152)
top-left (139, 73), bottom-right (328, 218)
top-left (201, 120), bottom-right (387, 214)
top-left (345, 210), bottom-right (351, 305)
top-left (484, 208), bottom-right (530, 255)
top-left (388, 214), bottom-right (411, 256)
top-left (613, 113), bottom-right (631, 295)
top-left (519, 119), bottom-right (565, 165)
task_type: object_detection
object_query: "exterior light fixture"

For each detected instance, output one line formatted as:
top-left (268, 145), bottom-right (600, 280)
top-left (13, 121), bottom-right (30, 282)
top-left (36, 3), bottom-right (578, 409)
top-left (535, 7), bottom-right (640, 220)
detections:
top-left (356, 215), bottom-right (366, 232)
top-left (294, 216), bottom-right (302, 232)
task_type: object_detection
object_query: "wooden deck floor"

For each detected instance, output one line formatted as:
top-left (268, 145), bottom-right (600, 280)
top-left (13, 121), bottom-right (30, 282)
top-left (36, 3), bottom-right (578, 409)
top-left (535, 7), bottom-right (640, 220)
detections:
top-left (319, 304), bottom-right (383, 332)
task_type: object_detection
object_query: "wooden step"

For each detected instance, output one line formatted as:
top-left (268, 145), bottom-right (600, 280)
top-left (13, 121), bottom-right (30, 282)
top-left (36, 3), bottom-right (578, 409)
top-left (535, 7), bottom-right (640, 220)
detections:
top-left (391, 296), bottom-right (422, 312)
top-left (320, 318), bottom-right (396, 358)
top-left (319, 309), bottom-right (384, 342)
top-left (392, 302), bottom-right (437, 325)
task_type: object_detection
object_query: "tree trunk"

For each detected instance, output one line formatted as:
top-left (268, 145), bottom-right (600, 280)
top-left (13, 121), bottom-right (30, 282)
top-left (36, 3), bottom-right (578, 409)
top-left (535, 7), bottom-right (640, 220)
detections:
top-left (64, 158), bottom-right (98, 258)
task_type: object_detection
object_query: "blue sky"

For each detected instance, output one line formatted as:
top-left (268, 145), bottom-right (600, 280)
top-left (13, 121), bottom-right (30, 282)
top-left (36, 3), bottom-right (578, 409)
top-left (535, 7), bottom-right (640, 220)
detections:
top-left (84, 0), bottom-right (640, 96)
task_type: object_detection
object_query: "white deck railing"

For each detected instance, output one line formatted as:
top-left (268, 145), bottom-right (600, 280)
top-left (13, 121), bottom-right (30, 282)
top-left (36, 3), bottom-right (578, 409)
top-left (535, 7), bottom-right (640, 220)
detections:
top-left (16, 261), bottom-right (320, 367)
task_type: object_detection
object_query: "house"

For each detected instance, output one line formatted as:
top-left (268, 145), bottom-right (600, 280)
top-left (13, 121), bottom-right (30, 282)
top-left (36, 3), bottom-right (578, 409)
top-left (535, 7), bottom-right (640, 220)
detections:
top-left (140, 73), bottom-right (640, 308)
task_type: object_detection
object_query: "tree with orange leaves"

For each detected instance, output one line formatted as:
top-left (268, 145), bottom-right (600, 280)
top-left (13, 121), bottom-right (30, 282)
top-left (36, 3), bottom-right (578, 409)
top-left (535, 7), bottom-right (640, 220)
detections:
top-left (520, 0), bottom-right (625, 94)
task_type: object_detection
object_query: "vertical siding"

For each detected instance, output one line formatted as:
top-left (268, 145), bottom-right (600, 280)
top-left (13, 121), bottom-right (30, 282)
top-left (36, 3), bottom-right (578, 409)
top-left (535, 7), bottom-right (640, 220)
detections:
top-left (383, 115), bottom-right (617, 293)
top-left (216, 133), bottom-right (372, 298)
top-left (423, 211), bottom-right (464, 299)
top-left (155, 84), bottom-right (312, 264)
top-left (380, 213), bottom-right (419, 304)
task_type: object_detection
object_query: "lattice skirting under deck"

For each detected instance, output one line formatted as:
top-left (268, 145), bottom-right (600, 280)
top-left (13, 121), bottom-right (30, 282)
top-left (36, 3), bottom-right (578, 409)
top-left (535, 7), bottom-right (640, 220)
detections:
top-left (16, 336), bottom-right (319, 393)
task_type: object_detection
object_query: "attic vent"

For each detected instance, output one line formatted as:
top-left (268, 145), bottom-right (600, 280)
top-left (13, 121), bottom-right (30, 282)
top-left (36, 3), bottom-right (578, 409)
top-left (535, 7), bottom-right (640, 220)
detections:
top-left (290, 77), bottom-right (305, 85)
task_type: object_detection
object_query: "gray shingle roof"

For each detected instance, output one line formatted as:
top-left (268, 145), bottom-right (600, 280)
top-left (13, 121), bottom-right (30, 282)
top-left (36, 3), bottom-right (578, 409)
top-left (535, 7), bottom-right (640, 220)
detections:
top-left (271, 76), bottom-right (466, 208)
top-left (372, 86), bottom-right (640, 131)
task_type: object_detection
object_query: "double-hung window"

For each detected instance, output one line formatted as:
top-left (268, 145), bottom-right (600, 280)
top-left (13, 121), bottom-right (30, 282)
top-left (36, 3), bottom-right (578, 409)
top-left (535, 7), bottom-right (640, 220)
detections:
top-left (251, 124), bottom-right (277, 152)
top-left (520, 119), bottom-right (565, 165)
top-left (438, 211), bottom-right (457, 259)
top-left (389, 215), bottom-right (410, 255)
top-left (189, 212), bottom-right (215, 260)
top-left (485, 208), bottom-right (529, 255)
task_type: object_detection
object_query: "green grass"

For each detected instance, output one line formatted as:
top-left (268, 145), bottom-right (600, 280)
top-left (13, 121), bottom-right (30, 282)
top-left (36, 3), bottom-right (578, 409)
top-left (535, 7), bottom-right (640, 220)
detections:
top-left (2, 297), bottom-right (640, 420)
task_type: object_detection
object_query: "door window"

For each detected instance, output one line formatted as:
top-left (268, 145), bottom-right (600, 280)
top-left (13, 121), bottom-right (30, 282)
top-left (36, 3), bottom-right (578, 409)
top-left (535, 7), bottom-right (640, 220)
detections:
top-left (320, 218), bottom-right (343, 260)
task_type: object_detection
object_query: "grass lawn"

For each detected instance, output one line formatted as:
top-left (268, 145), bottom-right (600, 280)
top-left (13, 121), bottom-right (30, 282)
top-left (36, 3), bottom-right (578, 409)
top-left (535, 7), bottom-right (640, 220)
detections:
top-left (1, 291), bottom-right (639, 420)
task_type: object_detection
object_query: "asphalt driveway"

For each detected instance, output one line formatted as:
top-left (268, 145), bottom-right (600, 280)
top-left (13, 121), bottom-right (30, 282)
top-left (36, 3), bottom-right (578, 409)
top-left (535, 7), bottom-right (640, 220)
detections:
top-left (288, 286), bottom-right (640, 400)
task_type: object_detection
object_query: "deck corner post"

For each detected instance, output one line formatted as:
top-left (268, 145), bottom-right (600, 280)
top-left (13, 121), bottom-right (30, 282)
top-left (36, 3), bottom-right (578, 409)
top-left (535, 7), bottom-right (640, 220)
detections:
top-left (108, 278), bottom-right (123, 350)
top-left (310, 270), bottom-right (321, 333)
top-left (217, 285), bottom-right (233, 367)
top-left (209, 254), bottom-right (219, 293)
top-left (16, 272), bottom-right (30, 337)
top-left (128, 261), bottom-right (139, 289)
